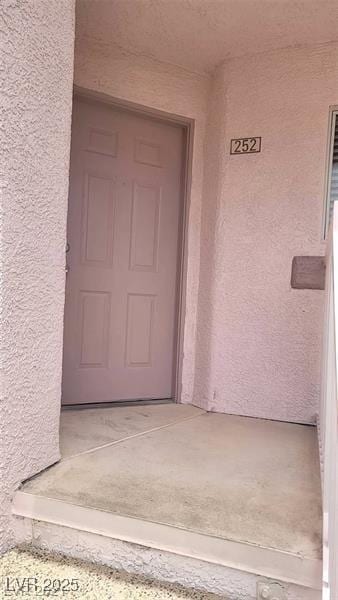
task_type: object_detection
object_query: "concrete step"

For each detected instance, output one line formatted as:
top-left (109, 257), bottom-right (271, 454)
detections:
top-left (11, 407), bottom-right (323, 600)
top-left (12, 493), bottom-right (321, 600)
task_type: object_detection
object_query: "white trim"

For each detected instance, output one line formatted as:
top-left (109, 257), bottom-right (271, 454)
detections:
top-left (322, 106), bottom-right (338, 240)
top-left (320, 203), bottom-right (338, 598)
top-left (12, 491), bottom-right (321, 590)
top-left (316, 411), bottom-right (324, 490)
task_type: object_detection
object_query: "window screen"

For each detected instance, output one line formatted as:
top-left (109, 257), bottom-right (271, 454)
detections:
top-left (325, 112), bottom-right (338, 237)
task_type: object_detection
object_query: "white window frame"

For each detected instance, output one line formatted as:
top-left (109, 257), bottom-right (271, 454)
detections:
top-left (323, 107), bottom-right (338, 240)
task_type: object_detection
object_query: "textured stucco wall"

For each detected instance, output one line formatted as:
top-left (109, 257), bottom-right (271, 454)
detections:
top-left (195, 43), bottom-right (338, 423)
top-left (0, 0), bottom-right (75, 552)
top-left (74, 38), bottom-right (210, 406)
top-left (75, 40), bottom-right (338, 423)
top-left (14, 518), bottom-right (320, 600)
top-left (194, 66), bottom-right (228, 411)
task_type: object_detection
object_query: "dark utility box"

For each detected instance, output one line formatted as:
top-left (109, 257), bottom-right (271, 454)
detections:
top-left (291, 256), bottom-right (326, 290)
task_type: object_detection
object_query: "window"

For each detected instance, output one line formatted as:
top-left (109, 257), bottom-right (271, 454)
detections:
top-left (324, 110), bottom-right (338, 238)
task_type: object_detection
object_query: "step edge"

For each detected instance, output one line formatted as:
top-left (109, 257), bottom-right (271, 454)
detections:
top-left (12, 490), bottom-right (322, 590)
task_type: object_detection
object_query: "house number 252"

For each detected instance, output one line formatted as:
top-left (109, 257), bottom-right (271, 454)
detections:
top-left (230, 137), bottom-right (261, 155)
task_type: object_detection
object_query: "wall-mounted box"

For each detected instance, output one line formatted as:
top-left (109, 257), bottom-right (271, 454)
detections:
top-left (291, 256), bottom-right (326, 290)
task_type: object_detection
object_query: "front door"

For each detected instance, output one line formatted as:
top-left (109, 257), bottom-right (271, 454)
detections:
top-left (62, 96), bottom-right (184, 404)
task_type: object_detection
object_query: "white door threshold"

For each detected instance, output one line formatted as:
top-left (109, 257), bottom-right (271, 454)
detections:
top-left (12, 490), bottom-right (321, 590)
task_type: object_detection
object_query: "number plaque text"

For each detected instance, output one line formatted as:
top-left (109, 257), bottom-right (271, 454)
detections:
top-left (230, 137), bottom-right (261, 155)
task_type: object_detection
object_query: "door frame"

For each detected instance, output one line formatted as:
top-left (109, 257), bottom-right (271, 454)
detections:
top-left (68, 85), bottom-right (194, 403)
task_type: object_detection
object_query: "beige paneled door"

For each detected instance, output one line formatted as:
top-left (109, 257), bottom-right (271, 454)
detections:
top-left (62, 96), bottom-right (184, 404)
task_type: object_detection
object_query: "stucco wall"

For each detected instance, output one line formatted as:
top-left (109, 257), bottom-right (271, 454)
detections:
top-left (74, 38), bottom-right (210, 406)
top-left (75, 40), bottom-right (338, 423)
top-left (195, 43), bottom-right (338, 423)
top-left (0, 0), bottom-right (75, 552)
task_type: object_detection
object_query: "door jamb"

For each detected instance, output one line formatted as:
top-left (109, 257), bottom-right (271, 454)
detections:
top-left (71, 85), bottom-right (194, 403)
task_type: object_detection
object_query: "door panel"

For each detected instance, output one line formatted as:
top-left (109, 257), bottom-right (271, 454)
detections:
top-left (62, 97), bottom-right (183, 404)
top-left (78, 291), bottom-right (111, 368)
top-left (125, 293), bottom-right (155, 367)
top-left (82, 174), bottom-right (115, 265)
top-left (129, 182), bottom-right (160, 272)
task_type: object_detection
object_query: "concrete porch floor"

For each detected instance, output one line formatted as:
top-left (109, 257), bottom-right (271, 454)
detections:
top-left (13, 404), bottom-right (322, 592)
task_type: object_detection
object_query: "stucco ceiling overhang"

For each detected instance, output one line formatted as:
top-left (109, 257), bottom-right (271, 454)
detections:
top-left (76, 0), bottom-right (338, 75)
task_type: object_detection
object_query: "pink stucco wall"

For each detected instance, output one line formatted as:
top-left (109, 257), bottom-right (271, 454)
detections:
top-left (195, 43), bottom-right (338, 423)
top-left (1, 1), bottom-right (75, 552)
top-left (1, 2), bottom-right (336, 566)
top-left (75, 40), bottom-right (338, 423)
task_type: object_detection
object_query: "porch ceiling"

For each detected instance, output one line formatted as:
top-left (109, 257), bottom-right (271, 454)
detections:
top-left (76, 0), bottom-right (338, 75)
